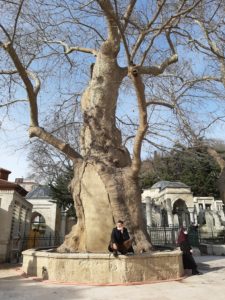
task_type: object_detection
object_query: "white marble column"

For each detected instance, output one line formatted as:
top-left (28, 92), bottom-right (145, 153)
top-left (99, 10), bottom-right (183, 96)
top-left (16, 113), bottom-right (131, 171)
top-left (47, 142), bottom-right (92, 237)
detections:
top-left (60, 209), bottom-right (67, 238)
top-left (188, 207), bottom-right (195, 223)
top-left (145, 197), bottom-right (153, 227)
top-left (166, 198), bottom-right (174, 226)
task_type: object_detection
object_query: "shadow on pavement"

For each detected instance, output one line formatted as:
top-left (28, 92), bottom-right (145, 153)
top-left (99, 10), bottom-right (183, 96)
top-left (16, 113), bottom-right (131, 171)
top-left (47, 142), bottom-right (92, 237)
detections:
top-left (198, 263), bottom-right (225, 273)
top-left (0, 264), bottom-right (93, 300)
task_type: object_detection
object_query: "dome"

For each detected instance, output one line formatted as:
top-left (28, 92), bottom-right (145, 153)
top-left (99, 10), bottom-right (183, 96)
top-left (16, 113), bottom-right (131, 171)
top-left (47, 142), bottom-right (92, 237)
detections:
top-left (151, 181), bottom-right (189, 191)
top-left (26, 185), bottom-right (51, 199)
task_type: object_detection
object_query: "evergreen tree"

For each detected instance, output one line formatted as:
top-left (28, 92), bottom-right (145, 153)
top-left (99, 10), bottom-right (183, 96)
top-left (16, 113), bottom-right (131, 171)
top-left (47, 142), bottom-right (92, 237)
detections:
top-left (49, 166), bottom-right (76, 218)
top-left (140, 147), bottom-right (220, 197)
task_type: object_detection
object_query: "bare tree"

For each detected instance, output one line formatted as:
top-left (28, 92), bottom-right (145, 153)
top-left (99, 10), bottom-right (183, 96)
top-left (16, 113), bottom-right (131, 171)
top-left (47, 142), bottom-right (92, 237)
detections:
top-left (27, 93), bottom-right (82, 183)
top-left (1, 0), bottom-right (214, 253)
top-left (161, 1), bottom-right (225, 204)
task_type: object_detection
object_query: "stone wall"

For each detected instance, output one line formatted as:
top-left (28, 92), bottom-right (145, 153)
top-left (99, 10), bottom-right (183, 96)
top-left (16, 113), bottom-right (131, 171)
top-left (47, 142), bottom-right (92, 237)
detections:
top-left (22, 249), bottom-right (183, 284)
top-left (0, 191), bottom-right (13, 262)
top-left (0, 190), bottom-right (32, 262)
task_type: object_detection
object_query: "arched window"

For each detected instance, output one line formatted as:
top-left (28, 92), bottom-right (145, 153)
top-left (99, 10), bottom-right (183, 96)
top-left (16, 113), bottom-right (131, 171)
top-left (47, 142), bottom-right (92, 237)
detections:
top-left (172, 199), bottom-right (190, 227)
top-left (31, 212), bottom-right (46, 234)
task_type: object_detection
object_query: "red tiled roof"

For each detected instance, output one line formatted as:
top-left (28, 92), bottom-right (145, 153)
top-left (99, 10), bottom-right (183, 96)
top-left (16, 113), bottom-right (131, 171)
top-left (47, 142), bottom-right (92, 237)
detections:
top-left (0, 167), bottom-right (11, 173)
top-left (0, 179), bottom-right (28, 196)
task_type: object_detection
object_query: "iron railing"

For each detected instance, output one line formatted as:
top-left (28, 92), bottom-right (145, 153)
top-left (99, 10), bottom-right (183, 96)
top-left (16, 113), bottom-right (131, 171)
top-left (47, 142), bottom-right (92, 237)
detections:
top-left (21, 235), bottom-right (64, 251)
top-left (147, 226), bottom-right (225, 247)
top-left (147, 226), bottom-right (179, 247)
top-left (198, 230), bottom-right (225, 245)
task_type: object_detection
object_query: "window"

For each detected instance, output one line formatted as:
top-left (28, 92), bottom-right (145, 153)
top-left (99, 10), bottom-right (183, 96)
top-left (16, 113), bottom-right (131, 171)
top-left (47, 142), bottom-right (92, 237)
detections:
top-left (31, 213), bottom-right (46, 234)
top-left (217, 204), bottom-right (223, 211)
top-left (199, 203), bottom-right (203, 210)
top-left (205, 204), bottom-right (211, 210)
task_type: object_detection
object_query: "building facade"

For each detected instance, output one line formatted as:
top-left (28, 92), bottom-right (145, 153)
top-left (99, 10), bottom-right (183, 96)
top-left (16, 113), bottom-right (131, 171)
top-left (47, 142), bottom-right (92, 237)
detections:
top-left (142, 181), bottom-right (225, 234)
top-left (25, 185), bottom-right (76, 248)
top-left (0, 168), bottom-right (32, 262)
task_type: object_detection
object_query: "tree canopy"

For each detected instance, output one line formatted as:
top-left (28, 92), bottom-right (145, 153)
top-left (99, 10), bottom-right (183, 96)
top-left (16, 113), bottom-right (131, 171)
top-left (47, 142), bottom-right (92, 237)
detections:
top-left (140, 145), bottom-right (221, 197)
top-left (49, 166), bottom-right (76, 217)
top-left (1, 0), bottom-right (225, 162)
top-left (1, 0), bottom-right (225, 253)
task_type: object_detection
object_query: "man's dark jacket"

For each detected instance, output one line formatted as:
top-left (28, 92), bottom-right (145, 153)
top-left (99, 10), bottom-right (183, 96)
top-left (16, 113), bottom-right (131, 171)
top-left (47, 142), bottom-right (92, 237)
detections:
top-left (110, 227), bottom-right (130, 245)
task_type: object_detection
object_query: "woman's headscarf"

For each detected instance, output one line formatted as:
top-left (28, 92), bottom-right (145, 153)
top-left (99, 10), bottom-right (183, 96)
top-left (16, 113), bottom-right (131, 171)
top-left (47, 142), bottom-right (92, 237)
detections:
top-left (177, 227), bottom-right (187, 245)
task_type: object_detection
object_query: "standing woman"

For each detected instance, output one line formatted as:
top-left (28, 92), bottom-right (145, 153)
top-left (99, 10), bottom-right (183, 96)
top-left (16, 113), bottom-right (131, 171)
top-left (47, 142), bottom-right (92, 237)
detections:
top-left (177, 227), bottom-right (202, 275)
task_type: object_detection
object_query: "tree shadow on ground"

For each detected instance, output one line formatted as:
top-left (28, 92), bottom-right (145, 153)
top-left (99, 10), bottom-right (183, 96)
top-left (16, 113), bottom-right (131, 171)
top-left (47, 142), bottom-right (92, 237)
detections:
top-left (197, 263), bottom-right (225, 273)
top-left (0, 264), bottom-right (94, 300)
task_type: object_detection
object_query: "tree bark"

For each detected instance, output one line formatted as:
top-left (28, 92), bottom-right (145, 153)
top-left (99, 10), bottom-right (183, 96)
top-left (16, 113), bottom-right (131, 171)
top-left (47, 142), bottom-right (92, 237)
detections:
top-left (58, 49), bottom-right (151, 253)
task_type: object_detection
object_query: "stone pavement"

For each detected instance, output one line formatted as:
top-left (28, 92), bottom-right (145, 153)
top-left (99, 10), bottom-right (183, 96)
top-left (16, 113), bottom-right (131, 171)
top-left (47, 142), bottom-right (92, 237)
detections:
top-left (0, 255), bottom-right (225, 300)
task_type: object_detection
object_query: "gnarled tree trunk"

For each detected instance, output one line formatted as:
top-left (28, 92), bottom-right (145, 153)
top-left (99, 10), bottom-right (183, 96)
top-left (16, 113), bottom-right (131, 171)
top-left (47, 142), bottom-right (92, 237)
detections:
top-left (58, 48), bottom-right (151, 253)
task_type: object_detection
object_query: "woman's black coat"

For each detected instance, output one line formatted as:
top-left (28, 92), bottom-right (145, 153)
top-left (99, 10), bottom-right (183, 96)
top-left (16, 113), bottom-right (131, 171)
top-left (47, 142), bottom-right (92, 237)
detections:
top-left (180, 239), bottom-right (197, 270)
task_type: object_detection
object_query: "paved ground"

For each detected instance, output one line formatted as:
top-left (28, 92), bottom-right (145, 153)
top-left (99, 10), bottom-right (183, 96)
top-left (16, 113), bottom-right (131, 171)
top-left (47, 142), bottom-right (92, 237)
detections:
top-left (1, 255), bottom-right (225, 300)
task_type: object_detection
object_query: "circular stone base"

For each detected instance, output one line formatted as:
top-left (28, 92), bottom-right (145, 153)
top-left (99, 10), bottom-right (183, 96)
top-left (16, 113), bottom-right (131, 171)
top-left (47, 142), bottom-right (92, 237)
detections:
top-left (22, 249), bottom-right (183, 284)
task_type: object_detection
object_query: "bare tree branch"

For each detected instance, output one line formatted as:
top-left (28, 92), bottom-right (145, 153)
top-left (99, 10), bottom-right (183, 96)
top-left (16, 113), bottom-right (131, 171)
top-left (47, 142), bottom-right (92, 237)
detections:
top-left (2, 42), bottom-right (39, 126)
top-left (198, 116), bottom-right (225, 137)
top-left (0, 99), bottom-right (27, 108)
top-left (122, 0), bottom-right (137, 32)
top-left (2, 40), bottom-right (82, 162)
top-left (130, 72), bottom-right (148, 177)
top-left (44, 40), bottom-right (98, 56)
top-left (143, 137), bottom-right (172, 152)
top-left (137, 54), bottom-right (178, 76)
top-left (29, 126), bottom-right (82, 160)
top-left (0, 69), bottom-right (17, 75)
top-left (96, 0), bottom-right (120, 48)
top-left (130, 0), bottom-right (166, 60)
top-left (112, 0), bottom-right (131, 63)
top-left (146, 99), bottom-right (174, 109)
top-left (26, 70), bottom-right (41, 95)
top-left (0, 24), bottom-right (11, 41)
top-left (195, 19), bottom-right (225, 60)
top-left (11, 0), bottom-right (24, 43)
top-left (131, 0), bottom-right (201, 65)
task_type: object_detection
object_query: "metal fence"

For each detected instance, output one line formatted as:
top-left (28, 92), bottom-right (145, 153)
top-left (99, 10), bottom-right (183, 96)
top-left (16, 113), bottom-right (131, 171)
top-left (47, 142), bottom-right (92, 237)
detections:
top-left (8, 235), bottom-right (64, 263)
top-left (198, 230), bottom-right (225, 245)
top-left (8, 228), bottom-right (225, 263)
top-left (147, 226), bottom-right (179, 247)
top-left (147, 226), bottom-right (225, 248)
top-left (21, 235), bottom-right (64, 251)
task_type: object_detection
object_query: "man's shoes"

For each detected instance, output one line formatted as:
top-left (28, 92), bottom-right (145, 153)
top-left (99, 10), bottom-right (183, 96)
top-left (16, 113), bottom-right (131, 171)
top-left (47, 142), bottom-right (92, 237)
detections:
top-left (113, 251), bottom-right (118, 258)
top-left (125, 252), bottom-right (134, 256)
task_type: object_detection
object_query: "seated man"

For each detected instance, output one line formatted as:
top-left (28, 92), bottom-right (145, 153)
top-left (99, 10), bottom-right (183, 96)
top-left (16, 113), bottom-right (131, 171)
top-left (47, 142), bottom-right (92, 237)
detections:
top-left (108, 220), bottom-right (134, 257)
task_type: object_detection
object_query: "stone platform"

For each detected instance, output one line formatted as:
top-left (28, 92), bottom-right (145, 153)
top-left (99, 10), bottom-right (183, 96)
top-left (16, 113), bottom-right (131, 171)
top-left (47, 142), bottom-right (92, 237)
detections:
top-left (200, 243), bottom-right (225, 255)
top-left (22, 249), bottom-right (183, 284)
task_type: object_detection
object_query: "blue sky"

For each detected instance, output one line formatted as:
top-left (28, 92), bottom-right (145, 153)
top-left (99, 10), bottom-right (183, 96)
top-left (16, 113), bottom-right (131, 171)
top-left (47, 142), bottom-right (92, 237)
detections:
top-left (0, 147), bottom-right (28, 181)
top-left (0, 115), bottom-right (30, 180)
top-left (1, 0), bottom-right (225, 182)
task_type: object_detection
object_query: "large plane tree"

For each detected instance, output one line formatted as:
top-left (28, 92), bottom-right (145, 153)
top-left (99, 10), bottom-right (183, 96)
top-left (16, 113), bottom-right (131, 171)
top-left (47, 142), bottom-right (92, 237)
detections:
top-left (1, 0), bottom-right (221, 253)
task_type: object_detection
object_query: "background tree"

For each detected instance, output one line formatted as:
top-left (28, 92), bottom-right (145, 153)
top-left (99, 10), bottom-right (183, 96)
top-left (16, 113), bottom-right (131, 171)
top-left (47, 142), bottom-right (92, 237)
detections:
top-left (49, 165), bottom-right (76, 218)
top-left (1, 0), bottom-right (225, 253)
top-left (140, 145), bottom-right (221, 197)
